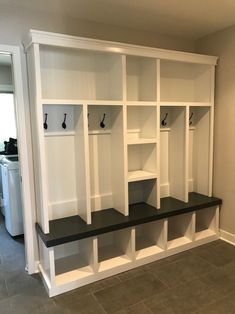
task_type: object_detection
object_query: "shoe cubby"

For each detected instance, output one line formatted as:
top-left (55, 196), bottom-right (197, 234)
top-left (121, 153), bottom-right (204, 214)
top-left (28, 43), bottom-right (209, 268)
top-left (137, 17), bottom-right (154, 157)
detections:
top-left (88, 105), bottom-right (126, 215)
top-left (128, 179), bottom-right (157, 208)
top-left (39, 45), bottom-right (124, 101)
top-left (167, 213), bottom-right (193, 249)
top-left (97, 229), bottom-right (133, 272)
top-left (160, 60), bottom-right (212, 102)
top-left (38, 237), bottom-right (95, 288)
top-left (188, 106), bottom-right (212, 196)
top-left (126, 56), bottom-right (157, 101)
top-left (42, 104), bottom-right (90, 224)
top-left (128, 143), bottom-right (157, 182)
top-left (195, 207), bottom-right (218, 240)
top-left (127, 106), bottom-right (157, 144)
top-left (160, 106), bottom-right (187, 201)
top-left (135, 220), bottom-right (166, 260)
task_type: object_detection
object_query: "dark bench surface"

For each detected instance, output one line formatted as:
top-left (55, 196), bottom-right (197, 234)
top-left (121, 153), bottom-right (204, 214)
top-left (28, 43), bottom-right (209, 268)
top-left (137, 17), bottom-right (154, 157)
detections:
top-left (36, 192), bottom-right (222, 247)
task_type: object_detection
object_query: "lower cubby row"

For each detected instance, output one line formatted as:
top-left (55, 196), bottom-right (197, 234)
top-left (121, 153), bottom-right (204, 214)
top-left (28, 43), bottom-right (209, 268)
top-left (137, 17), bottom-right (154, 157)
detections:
top-left (38, 206), bottom-right (219, 296)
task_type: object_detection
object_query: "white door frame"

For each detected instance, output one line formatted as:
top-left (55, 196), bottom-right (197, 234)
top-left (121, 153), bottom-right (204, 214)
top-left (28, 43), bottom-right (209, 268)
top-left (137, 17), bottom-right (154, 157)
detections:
top-left (0, 44), bottom-right (36, 274)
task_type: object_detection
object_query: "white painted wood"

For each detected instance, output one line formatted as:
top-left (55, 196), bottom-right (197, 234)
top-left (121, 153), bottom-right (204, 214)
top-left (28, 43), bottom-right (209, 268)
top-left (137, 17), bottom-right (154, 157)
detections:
top-left (128, 179), bottom-right (157, 207)
top-left (74, 105), bottom-right (91, 223)
top-left (195, 206), bottom-right (218, 237)
top-left (126, 56), bottom-right (157, 101)
top-left (128, 170), bottom-right (157, 182)
top-left (188, 106), bottom-right (210, 195)
top-left (160, 101), bottom-right (212, 107)
top-left (160, 106), bottom-right (187, 201)
top-left (27, 45), bottom-right (50, 233)
top-left (39, 46), bottom-right (123, 101)
top-left (24, 30), bottom-right (218, 66)
top-left (160, 61), bottom-right (212, 102)
top-left (127, 106), bottom-right (157, 141)
top-left (167, 213), bottom-right (193, 248)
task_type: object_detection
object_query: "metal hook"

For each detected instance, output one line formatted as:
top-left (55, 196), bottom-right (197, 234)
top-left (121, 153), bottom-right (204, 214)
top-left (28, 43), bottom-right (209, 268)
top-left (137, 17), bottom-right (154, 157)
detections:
top-left (189, 112), bottom-right (194, 125)
top-left (43, 113), bottom-right (48, 130)
top-left (161, 113), bottom-right (168, 126)
top-left (62, 113), bottom-right (67, 129)
top-left (100, 113), bottom-right (106, 128)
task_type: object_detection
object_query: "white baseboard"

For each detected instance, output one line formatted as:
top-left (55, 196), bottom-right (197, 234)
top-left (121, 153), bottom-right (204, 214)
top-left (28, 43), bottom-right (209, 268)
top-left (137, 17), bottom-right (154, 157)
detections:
top-left (220, 229), bottom-right (235, 246)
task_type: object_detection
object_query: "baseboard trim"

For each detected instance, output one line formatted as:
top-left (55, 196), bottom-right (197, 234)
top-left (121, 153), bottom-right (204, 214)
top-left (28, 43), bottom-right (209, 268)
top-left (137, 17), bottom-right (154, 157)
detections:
top-left (220, 229), bottom-right (235, 246)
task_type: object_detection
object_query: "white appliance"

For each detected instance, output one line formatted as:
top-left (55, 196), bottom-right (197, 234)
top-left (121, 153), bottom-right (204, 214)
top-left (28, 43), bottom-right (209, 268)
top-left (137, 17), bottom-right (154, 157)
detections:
top-left (0, 156), bottom-right (24, 236)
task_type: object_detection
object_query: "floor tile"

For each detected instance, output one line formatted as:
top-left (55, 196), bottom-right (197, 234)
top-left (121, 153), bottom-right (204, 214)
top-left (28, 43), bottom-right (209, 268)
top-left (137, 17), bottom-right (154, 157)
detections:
top-left (191, 240), bottom-right (235, 267)
top-left (146, 253), bottom-right (216, 287)
top-left (197, 291), bottom-right (235, 314)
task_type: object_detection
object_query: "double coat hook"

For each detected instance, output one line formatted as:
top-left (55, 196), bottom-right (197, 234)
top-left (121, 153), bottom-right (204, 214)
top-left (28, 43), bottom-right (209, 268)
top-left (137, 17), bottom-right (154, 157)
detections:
top-left (43, 113), bottom-right (48, 130)
top-left (62, 113), bottom-right (67, 129)
top-left (189, 112), bottom-right (194, 125)
top-left (100, 113), bottom-right (106, 128)
top-left (161, 113), bottom-right (168, 126)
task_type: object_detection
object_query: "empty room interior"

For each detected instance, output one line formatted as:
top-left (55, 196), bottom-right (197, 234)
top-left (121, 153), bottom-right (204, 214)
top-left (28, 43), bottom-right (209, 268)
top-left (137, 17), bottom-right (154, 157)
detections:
top-left (1, 0), bottom-right (235, 313)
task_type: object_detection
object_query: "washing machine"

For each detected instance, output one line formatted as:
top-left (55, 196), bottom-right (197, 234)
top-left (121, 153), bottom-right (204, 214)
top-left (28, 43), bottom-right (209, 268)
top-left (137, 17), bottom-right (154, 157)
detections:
top-left (0, 156), bottom-right (24, 236)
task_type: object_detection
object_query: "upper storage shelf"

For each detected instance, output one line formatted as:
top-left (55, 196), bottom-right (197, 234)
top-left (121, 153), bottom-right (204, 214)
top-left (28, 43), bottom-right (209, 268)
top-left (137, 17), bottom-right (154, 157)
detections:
top-left (126, 56), bottom-right (157, 101)
top-left (160, 60), bottom-right (212, 103)
top-left (39, 45), bottom-right (124, 101)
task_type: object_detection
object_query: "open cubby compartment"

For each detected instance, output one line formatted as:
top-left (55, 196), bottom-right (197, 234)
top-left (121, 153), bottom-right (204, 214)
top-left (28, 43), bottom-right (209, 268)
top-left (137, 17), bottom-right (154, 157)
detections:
top-left (39, 45), bottom-right (124, 100)
top-left (126, 56), bottom-right (157, 101)
top-left (88, 105), bottom-right (126, 215)
top-left (128, 143), bottom-right (157, 182)
top-left (97, 228), bottom-right (133, 272)
top-left (160, 106), bottom-right (187, 201)
top-left (127, 106), bottom-right (157, 144)
top-left (135, 220), bottom-right (166, 260)
top-left (188, 106), bottom-right (211, 195)
top-left (167, 213), bottom-right (194, 249)
top-left (53, 238), bottom-right (95, 286)
top-left (43, 104), bottom-right (90, 223)
top-left (128, 179), bottom-right (158, 208)
top-left (195, 207), bottom-right (218, 240)
top-left (160, 60), bottom-right (212, 102)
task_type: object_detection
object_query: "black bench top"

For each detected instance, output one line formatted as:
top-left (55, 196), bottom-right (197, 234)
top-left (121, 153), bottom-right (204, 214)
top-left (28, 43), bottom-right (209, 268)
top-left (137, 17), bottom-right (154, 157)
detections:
top-left (36, 192), bottom-right (222, 247)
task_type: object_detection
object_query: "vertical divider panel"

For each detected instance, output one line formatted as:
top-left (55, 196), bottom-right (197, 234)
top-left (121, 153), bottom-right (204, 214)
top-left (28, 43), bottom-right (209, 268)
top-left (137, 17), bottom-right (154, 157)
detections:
top-left (123, 105), bottom-right (129, 214)
top-left (27, 44), bottom-right (50, 233)
top-left (131, 227), bottom-right (136, 261)
top-left (183, 213), bottom-right (194, 241)
top-left (162, 219), bottom-right (168, 250)
top-left (169, 107), bottom-right (187, 202)
top-left (49, 248), bottom-right (56, 287)
top-left (122, 55), bottom-right (127, 102)
top-left (208, 103), bottom-right (214, 197)
top-left (93, 237), bottom-right (99, 273)
top-left (185, 106), bottom-right (189, 202)
top-left (111, 106), bottom-right (127, 215)
top-left (156, 59), bottom-right (161, 208)
top-left (74, 104), bottom-right (91, 224)
top-left (191, 212), bottom-right (196, 241)
top-left (211, 206), bottom-right (219, 233)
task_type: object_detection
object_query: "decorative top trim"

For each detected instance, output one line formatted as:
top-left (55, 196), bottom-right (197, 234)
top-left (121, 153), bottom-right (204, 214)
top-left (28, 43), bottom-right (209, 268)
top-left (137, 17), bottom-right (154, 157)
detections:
top-left (24, 29), bottom-right (218, 65)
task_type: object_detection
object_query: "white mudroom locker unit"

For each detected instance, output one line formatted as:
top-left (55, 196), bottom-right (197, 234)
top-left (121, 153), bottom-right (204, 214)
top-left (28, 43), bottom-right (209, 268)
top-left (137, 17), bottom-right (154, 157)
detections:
top-left (24, 30), bottom-right (222, 297)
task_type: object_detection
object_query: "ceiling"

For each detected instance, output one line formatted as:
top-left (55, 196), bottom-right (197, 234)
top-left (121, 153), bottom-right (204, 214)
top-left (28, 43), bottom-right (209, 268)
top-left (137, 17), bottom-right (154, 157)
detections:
top-left (2, 0), bottom-right (235, 39)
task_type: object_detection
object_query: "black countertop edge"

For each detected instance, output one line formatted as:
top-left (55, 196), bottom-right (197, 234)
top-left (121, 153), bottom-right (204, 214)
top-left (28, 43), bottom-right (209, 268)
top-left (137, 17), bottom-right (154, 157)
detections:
top-left (36, 193), bottom-right (222, 248)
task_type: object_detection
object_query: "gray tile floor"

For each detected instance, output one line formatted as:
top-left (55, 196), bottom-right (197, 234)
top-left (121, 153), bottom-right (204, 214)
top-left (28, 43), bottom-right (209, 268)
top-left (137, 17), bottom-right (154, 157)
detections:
top-left (1, 212), bottom-right (235, 314)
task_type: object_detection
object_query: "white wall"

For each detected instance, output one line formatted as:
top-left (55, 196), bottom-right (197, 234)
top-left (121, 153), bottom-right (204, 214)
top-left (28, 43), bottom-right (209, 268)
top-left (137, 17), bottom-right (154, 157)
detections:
top-left (0, 3), bottom-right (195, 51)
top-left (196, 25), bottom-right (235, 241)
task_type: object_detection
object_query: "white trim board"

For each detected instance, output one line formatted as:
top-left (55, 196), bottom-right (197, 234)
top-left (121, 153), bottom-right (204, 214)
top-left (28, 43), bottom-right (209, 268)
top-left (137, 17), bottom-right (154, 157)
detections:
top-left (24, 29), bottom-right (218, 65)
top-left (220, 229), bottom-right (235, 246)
top-left (0, 44), bottom-right (36, 274)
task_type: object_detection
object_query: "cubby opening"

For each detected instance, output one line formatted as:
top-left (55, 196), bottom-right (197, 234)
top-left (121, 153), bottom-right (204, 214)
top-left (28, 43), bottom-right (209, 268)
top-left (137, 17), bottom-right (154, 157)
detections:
top-left (135, 220), bottom-right (165, 260)
top-left (160, 60), bottom-right (211, 102)
top-left (54, 239), bottom-right (94, 285)
top-left (195, 207), bottom-right (217, 240)
top-left (126, 56), bottom-right (157, 101)
top-left (127, 106), bottom-right (157, 144)
top-left (40, 45), bottom-right (123, 100)
top-left (43, 104), bottom-right (89, 223)
top-left (128, 179), bottom-right (157, 208)
top-left (128, 143), bottom-right (157, 182)
top-left (160, 106), bottom-right (187, 201)
top-left (167, 213), bottom-right (193, 249)
top-left (88, 105), bottom-right (126, 215)
top-left (188, 107), bottom-right (211, 196)
top-left (97, 229), bottom-right (133, 271)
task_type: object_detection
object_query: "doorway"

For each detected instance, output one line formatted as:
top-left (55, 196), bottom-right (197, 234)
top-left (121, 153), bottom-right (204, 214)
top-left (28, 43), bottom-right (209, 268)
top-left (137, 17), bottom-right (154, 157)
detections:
top-left (0, 45), bottom-right (36, 275)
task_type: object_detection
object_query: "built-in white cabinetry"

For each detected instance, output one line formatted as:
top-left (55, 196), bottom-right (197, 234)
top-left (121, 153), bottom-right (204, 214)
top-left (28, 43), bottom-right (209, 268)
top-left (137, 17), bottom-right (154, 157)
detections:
top-left (25, 30), bottom-right (221, 297)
